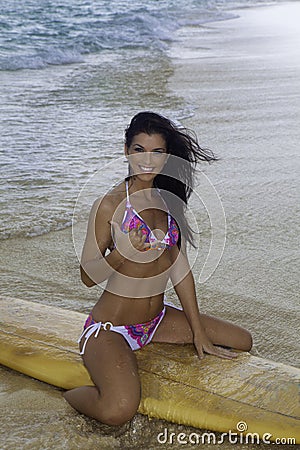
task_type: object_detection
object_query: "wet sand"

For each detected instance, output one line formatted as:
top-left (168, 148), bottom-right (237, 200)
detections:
top-left (168, 1), bottom-right (300, 366)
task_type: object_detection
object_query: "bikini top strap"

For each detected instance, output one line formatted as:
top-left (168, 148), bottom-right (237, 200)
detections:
top-left (168, 209), bottom-right (171, 227)
top-left (156, 187), bottom-right (171, 225)
top-left (125, 180), bottom-right (131, 208)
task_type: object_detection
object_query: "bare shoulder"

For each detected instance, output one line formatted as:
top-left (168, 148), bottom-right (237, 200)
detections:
top-left (92, 181), bottom-right (126, 219)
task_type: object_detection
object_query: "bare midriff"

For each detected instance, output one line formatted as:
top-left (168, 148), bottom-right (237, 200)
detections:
top-left (91, 250), bottom-right (173, 325)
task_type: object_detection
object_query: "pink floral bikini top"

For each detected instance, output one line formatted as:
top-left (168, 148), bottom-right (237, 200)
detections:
top-left (121, 181), bottom-right (179, 249)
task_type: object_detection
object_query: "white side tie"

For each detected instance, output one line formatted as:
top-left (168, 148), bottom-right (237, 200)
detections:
top-left (78, 322), bottom-right (102, 355)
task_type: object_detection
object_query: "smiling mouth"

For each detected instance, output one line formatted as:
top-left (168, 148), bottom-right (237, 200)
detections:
top-left (139, 165), bottom-right (155, 173)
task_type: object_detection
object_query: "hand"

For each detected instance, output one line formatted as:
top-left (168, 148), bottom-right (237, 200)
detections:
top-left (193, 331), bottom-right (238, 360)
top-left (149, 240), bottom-right (167, 251)
top-left (109, 221), bottom-right (150, 259)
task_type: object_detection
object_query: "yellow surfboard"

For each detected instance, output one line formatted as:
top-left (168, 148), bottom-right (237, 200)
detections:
top-left (0, 297), bottom-right (299, 444)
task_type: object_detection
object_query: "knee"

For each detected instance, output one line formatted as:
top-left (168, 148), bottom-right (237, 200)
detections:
top-left (97, 397), bottom-right (139, 426)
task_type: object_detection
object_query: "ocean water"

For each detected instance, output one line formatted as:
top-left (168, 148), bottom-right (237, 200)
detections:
top-left (0, 1), bottom-right (299, 449)
top-left (0, 0), bottom-right (281, 240)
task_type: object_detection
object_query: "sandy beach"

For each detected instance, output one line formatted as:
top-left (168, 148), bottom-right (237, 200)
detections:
top-left (1, 2), bottom-right (299, 449)
top-left (168, 1), bottom-right (300, 366)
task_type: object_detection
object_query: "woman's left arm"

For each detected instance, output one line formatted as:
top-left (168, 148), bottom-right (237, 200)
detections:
top-left (170, 245), bottom-right (236, 360)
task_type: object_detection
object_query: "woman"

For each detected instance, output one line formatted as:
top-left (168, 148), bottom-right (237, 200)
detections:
top-left (64, 112), bottom-right (252, 425)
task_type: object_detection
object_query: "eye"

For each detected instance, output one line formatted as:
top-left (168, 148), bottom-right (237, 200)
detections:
top-left (153, 150), bottom-right (166, 157)
top-left (133, 146), bottom-right (144, 152)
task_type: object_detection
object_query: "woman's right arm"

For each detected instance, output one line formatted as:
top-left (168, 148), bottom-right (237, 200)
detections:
top-left (80, 196), bottom-right (149, 287)
top-left (80, 197), bottom-right (126, 287)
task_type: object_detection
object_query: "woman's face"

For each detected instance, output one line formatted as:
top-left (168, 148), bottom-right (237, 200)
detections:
top-left (125, 133), bottom-right (168, 181)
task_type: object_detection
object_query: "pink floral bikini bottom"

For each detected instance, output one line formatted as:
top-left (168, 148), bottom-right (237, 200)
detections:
top-left (78, 306), bottom-right (166, 355)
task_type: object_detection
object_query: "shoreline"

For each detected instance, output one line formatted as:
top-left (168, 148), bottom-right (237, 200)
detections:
top-left (168, 1), bottom-right (300, 368)
top-left (1, 2), bottom-right (299, 367)
top-left (1, 3), bottom-right (299, 449)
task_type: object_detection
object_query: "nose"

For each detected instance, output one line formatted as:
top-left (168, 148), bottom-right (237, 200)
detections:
top-left (143, 151), bottom-right (152, 165)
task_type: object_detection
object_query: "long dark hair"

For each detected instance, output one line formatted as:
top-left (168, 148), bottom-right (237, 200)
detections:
top-left (125, 111), bottom-right (217, 247)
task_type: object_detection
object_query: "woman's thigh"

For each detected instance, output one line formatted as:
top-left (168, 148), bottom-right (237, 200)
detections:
top-left (81, 329), bottom-right (141, 408)
top-left (152, 306), bottom-right (252, 351)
